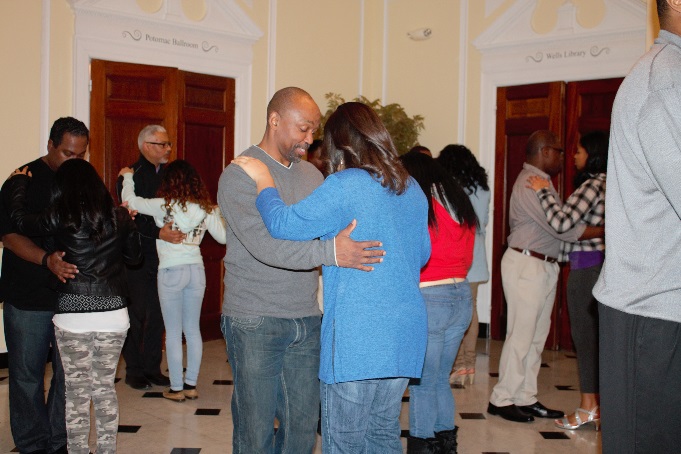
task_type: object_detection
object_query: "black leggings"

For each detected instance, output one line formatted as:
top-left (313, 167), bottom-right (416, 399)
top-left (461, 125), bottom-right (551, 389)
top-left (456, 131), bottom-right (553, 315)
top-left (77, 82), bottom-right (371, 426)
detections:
top-left (566, 265), bottom-right (601, 393)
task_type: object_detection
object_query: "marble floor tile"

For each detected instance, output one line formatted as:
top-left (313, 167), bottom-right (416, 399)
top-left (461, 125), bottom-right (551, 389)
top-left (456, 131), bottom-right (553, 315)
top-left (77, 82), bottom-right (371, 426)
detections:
top-left (0, 338), bottom-right (601, 453)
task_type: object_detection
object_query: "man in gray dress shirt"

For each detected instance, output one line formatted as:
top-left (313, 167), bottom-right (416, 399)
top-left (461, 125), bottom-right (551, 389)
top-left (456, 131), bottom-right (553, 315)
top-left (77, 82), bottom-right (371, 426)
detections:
top-left (592, 2), bottom-right (681, 451)
top-left (488, 130), bottom-right (599, 423)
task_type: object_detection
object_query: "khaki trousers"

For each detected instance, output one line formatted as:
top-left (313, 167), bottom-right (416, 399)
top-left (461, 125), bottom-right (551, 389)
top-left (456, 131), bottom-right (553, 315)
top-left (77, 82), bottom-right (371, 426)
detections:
top-left (489, 248), bottom-right (558, 407)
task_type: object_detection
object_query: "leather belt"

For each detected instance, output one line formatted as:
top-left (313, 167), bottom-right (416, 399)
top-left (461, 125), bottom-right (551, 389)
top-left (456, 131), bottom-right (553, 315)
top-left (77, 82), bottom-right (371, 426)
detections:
top-left (510, 247), bottom-right (557, 263)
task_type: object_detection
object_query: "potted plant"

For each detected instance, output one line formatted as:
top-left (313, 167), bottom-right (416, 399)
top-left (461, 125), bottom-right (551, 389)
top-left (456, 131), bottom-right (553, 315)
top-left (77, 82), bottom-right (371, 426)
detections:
top-left (316, 93), bottom-right (425, 155)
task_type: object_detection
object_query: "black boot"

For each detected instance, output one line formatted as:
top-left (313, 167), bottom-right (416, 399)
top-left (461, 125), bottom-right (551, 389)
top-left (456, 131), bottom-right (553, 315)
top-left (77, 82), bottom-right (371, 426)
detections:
top-left (435, 427), bottom-right (458, 454)
top-left (407, 435), bottom-right (440, 454)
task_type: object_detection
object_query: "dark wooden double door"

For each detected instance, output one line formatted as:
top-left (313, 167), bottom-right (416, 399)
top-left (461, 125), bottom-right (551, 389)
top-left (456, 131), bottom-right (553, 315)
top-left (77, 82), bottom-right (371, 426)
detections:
top-left (492, 78), bottom-right (622, 350)
top-left (89, 59), bottom-right (235, 340)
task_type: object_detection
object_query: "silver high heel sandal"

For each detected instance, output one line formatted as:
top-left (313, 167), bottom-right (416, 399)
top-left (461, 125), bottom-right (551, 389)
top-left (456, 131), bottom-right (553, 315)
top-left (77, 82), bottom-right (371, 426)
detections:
top-left (554, 406), bottom-right (600, 431)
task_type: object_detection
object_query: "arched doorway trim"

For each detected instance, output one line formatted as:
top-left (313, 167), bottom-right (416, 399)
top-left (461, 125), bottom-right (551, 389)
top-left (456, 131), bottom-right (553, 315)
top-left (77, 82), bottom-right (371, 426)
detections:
top-left (65, 0), bottom-right (262, 158)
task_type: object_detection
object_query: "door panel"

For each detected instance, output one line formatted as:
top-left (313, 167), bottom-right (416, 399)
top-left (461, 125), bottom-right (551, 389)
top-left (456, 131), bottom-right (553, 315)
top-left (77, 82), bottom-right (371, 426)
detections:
top-left (178, 71), bottom-right (235, 340)
top-left (90, 61), bottom-right (234, 341)
top-left (90, 60), bottom-right (178, 195)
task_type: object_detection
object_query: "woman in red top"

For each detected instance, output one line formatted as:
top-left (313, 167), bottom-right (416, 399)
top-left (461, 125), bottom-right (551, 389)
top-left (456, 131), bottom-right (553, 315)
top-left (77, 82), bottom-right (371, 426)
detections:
top-left (400, 151), bottom-right (477, 453)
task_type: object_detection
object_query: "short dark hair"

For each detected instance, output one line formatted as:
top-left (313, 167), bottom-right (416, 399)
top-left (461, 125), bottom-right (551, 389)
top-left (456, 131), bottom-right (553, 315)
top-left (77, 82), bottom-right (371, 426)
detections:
top-left (49, 117), bottom-right (89, 148)
top-left (525, 130), bottom-right (557, 158)
top-left (658, 0), bottom-right (668, 18)
top-left (657, 0), bottom-right (670, 27)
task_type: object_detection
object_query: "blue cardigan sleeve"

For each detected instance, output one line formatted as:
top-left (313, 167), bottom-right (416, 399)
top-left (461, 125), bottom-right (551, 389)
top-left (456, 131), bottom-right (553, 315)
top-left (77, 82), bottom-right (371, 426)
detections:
top-left (255, 175), bottom-right (347, 241)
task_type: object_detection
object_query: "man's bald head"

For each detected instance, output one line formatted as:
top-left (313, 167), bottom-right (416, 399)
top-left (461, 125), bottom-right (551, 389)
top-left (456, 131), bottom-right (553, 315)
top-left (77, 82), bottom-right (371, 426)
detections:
top-left (266, 87), bottom-right (315, 121)
top-left (526, 130), bottom-right (558, 158)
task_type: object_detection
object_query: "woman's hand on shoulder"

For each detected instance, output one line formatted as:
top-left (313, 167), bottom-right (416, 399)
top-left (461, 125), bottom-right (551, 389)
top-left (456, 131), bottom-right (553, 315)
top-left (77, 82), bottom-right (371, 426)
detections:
top-left (232, 156), bottom-right (270, 181)
top-left (231, 157), bottom-right (276, 194)
top-left (8, 166), bottom-right (31, 180)
top-left (119, 167), bottom-right (134, 177)
top-left (526, 175), bottom-right (549, 192)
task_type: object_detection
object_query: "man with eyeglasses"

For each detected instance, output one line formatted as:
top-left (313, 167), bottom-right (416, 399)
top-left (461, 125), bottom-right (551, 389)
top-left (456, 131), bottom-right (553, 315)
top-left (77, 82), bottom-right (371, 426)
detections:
top-left (117, 124), bottom-right (184, 390)
top-left (488, 130), bottom-right (602, 423)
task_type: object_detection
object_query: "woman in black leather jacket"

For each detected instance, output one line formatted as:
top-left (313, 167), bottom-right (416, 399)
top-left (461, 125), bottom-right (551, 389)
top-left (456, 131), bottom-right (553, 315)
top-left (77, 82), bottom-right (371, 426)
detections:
top-left (3, 159), bottom-right (141, 454)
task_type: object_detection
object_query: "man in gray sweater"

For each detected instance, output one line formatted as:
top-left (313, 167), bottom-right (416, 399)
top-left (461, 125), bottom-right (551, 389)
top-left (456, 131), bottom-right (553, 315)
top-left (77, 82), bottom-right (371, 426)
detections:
top-left (217, 87), bottom-right (384, 453)
top-left (592, 1), bottom-right (681, 452)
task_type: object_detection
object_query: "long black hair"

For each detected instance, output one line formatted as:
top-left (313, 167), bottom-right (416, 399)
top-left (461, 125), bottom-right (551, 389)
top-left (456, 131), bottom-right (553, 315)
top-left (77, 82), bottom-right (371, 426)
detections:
top-left (436, 144), bottom-right (489, 193)
top-left (574, 130), bottom-right (609, 187)
top-left (322, 102), bottom-right (410, 195)
top-left (50, 159), bottom-right (117, 244)
top-left (400, 150), bottom-right (478, 230)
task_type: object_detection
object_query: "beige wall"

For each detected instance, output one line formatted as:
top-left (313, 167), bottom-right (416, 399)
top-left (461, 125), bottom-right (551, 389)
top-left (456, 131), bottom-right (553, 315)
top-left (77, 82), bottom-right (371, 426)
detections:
top-left (0, 0), bottom-right (659, 182)
top-left (0, 2), bottom-right (43, 177)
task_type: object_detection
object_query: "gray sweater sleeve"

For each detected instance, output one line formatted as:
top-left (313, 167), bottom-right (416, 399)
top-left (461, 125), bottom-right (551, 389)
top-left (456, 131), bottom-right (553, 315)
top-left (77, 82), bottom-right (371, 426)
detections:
top-left (218, 164), bottom-right (336, 269)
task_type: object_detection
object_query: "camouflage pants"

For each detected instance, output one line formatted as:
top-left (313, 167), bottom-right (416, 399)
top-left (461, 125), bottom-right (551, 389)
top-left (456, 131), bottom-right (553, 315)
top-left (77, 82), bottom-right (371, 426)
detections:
top-left (55, 327), bottom-right (127, 454)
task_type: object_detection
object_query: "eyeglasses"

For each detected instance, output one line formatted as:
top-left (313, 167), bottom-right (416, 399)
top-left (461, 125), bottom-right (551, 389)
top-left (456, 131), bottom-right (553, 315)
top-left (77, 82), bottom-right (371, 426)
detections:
top-left (146, 141), bottom-right (172, 148)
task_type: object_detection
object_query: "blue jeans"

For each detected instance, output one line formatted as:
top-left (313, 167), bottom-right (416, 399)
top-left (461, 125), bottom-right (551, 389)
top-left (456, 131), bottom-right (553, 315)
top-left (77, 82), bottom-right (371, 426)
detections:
top-left (409, 282), bottom-right (472, 438)
top-left (4, 303), bottom-right (66, 453)
top-left (321, 378), bottom-right (408, 454)
top-left (158, 264), bottom-right (206, 391)
top-left (221, 314), bottom-right (321, 454)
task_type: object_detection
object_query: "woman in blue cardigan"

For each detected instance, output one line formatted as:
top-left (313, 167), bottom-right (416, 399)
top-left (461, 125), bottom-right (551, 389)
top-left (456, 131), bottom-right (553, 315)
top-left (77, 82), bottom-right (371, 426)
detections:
top-left (233, 102), bottom-right (431, 453)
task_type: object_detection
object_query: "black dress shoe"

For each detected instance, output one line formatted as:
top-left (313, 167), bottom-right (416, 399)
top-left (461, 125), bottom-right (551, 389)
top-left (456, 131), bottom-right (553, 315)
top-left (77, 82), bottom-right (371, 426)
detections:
top-left (518, 401), bottom-right (564, 419)
top-left (145, 372), bottom-right (171, 387)
top-left (487, 402), bottom-right (534, 422)
top-left (125, 375), bottom-right (152, 390)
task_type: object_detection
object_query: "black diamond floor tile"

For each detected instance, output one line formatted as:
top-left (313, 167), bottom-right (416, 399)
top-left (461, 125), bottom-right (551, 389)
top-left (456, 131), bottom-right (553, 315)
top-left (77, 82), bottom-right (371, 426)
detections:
top-left (114, 377), bottom-right (121, 383)
top-left (400, 429), bottom-right (410, 438)
top-left (489, 372), bottom-right (499, 377)
top-left (401, 396), bottom-right (410, 402)
top-left (541, 363), bottom-right (549, 368)
top-left (451, 383), bottom-right (465, 389)
top-left (142, 391), bottom-right (164, 398)
top-left (555, 385), bottom-right (575, 391)
top-left (170, 449), bottom-right (201, 454)
top-left (118, 425), bottom-right (141, 433)
top-left (540, 431), bottom-right (571, 439)
top-left (213, 379), bottom-right (233, 385)
top-left (460, 412), bottom-right (486, 419)
top-left (195, 408), bottom-right (221, 416)
top-left (481, 452), bottom-right (510, 454)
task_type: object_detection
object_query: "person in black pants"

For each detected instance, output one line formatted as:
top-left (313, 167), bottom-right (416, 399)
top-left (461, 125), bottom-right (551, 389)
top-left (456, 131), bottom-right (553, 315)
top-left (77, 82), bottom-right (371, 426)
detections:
top-left (117, 124), bottom-right (184, 390)
top-left (0, 116), bottom-right (87, 454)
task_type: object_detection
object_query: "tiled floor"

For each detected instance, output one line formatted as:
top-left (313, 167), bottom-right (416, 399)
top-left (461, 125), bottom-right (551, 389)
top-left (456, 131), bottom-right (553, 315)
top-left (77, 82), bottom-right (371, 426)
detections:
top-left (0, 338), bottom-right (601, 453)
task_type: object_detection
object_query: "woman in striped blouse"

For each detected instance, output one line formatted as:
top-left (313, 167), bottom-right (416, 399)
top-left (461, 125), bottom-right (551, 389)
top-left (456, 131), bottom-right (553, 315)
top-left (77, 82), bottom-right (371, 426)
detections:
top-left (526, 130), bottom-right (608, 431)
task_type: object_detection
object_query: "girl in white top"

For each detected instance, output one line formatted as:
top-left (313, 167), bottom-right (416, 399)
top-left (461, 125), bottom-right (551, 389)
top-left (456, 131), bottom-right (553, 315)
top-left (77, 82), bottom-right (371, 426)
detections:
top-left (120, 159), bottom-right (226, 401)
